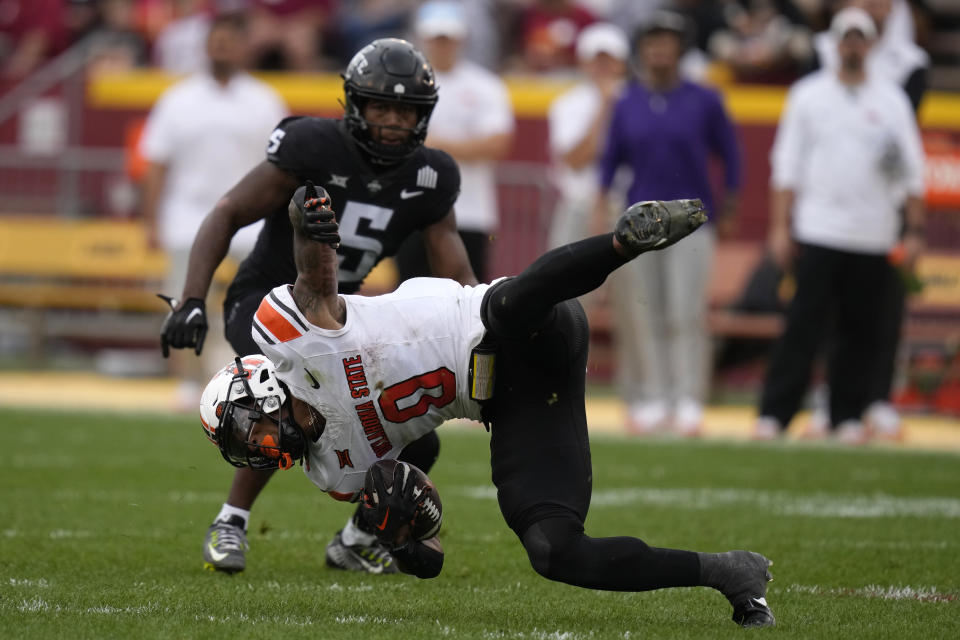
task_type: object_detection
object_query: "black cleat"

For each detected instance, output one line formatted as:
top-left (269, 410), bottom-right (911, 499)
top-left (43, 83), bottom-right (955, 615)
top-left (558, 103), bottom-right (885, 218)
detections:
top-left (615, 199), bottom-right (708, 256)
top-left (712, 551), bottom-right (775, 628)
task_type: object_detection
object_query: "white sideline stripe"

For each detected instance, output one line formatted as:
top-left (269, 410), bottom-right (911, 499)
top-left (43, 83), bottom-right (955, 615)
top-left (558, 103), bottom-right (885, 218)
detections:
top-left (10, 598), bottom-right (602, 639)
top-left (453, 486), bottom-right (960, 519)
top-left (8, 578), bottom-right (49, 587)
top-left (799, 539), bottom-right (957, 550)
top-left (334, 615), bottom-right (404, 625)
top-left (786, 583), bottom-right (958, 603)
top-left (480, 630), bottom-right (594, 640)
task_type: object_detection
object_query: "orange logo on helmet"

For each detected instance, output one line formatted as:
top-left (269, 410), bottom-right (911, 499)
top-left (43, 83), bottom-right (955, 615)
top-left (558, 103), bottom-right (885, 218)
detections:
top-left (225, 356), bottom-right (267, 378)
top-left (215, 402), bottom-right (225, 419)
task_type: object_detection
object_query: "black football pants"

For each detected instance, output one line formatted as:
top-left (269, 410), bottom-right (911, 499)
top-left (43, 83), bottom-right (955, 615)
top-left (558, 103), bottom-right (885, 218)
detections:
top-left (481, 234), bottom-right (701, 591)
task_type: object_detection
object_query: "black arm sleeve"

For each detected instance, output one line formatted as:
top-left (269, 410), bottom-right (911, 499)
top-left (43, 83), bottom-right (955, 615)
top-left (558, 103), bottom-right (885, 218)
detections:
top-left (391, 539), bottom-right (444, 579)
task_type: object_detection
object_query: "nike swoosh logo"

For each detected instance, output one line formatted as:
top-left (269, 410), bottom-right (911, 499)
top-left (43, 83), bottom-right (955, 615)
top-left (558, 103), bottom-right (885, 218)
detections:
top-left (186, 308), bottom-right (203, 323)
top-left (376, 506), bottom-right (390, 531)
top-left (305, 368), bottom-right (320, 389)
top-left (751, 597), bottom-right (768, 607)
top-left (206, 543), bottom-right (229, 562)
top-left (400, 189), bottom-right (423, 199)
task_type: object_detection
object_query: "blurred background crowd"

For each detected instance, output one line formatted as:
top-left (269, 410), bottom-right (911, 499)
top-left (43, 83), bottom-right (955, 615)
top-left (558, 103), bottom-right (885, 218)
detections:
top-left (0, 0), bottom-right (952, 84)
top-left (1, 0), bottom-right (959, 440)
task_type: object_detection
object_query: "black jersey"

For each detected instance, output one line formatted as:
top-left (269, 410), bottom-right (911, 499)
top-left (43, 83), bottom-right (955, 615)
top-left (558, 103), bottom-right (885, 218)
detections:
top-left (236, 116), bottom-right (461, 294)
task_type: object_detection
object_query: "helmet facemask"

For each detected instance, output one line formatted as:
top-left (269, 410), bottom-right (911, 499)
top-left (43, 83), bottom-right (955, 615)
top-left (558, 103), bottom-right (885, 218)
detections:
top-left (211, 357), bottom-right (306, 471)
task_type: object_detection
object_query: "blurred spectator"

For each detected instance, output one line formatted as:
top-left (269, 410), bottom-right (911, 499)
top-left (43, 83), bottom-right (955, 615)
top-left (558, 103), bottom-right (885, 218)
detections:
top-left (139, 11), bottom-right (287, 407)
top-left (151, 0), bottom-right (210, 75)
top-left (600, 0), bottom-right (669, 34)
top-left (885, 0), bottom-right (932, 48)
top-left (707, 0), bottom-right (814, 83)
top-left (248, 0), bottom-right (334, 70)
top-left (330, 0), bottom-right (416, 67)
top-left (814, 0), bottom-right (929, 110)
top-left (83, 0), bottom-right (149, 73)
top-left (753, 7), bottom-right (925, 444)
top-left (547, 22), bottom-right (629, 250)
top-left (396, 0), bottom-right (515, 282)
top-left (805, 0), bottom-right (929, 439)
top-left (0, 0), bottom-right (68, 79)
top-left (453, 0), bottom-right (501, 70)
top-left (517, 0), bottom-right (597, 73)
top-left (594, 11), bottom-right (741, 437)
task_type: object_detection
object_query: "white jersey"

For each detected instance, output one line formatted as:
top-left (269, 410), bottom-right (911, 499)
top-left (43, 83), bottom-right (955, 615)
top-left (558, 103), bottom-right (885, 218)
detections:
top-left (252, 278), bottom-right (490, 500)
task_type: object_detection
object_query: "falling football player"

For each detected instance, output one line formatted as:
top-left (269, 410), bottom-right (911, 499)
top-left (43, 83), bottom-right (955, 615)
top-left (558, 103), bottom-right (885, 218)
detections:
top-left (199, 182), bottom-right (776, 628)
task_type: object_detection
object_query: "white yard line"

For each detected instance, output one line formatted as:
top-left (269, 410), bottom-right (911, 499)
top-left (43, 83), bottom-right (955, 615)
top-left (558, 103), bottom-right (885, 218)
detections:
top-left (786, 583), bottom-right (958, 603)
top-left (454, 486), bottom-right (960, 519)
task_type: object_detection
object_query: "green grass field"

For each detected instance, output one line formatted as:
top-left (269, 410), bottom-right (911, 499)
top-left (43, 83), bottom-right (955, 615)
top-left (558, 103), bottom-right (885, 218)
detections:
top-left (1, 408), bottom-right (958, 639)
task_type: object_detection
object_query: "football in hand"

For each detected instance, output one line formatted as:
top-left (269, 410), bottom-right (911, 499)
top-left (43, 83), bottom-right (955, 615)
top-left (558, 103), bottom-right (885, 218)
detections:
top-left (363, 459), bottom-right (443, 542)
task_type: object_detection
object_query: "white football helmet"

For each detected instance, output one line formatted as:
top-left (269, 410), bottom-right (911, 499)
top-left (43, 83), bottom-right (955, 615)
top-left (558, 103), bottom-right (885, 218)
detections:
top-left (199, 356), bottom-right (305, 470)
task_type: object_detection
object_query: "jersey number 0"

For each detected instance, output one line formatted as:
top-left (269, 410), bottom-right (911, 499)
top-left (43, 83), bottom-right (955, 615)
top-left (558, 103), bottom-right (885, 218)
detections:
top-left (378, 367), bottom-right (456, 423)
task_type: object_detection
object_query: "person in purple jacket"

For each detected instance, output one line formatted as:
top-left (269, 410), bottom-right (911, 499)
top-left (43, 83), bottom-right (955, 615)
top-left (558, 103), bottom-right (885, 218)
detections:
top-left (592, 10), bottom-right (742, 437)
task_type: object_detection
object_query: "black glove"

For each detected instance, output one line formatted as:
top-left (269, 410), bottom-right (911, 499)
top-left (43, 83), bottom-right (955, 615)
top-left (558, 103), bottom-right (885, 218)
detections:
top-left (158, 295), bottom-right (207, 357)
top-left (290, 180), bottom-right (340, 247)
top-left (362, 462), bottom-right (424, 547)
top-left (392, 537), bottom-right (444, 579)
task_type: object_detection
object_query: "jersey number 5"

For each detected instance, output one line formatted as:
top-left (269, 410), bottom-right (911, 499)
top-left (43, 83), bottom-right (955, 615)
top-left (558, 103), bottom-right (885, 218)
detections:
top-left (378, 367), bottom-right (456, 423)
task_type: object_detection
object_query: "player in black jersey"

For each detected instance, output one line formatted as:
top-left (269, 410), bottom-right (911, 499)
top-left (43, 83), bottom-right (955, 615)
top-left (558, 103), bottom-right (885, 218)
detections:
top-left (158, 38), bottom-right (477, 575)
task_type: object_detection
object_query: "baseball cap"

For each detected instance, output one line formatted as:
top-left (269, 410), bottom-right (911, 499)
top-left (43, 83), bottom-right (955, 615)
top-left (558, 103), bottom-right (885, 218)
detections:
top-left (576, 23), bottom-right (629, 62)
top-left (415, 1), bottom-right (467, 41)
top-left (830, 7), bottom-right (877, 40)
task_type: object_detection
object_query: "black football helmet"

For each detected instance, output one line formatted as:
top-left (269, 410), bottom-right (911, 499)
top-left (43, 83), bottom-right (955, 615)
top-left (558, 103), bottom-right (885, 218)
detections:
top-left (342, 38), bottom-right (438, 162)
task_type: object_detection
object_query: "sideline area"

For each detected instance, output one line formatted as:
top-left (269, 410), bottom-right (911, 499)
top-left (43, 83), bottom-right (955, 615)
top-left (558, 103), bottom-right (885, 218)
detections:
top-left (2, 371), bottom-right (958, 452)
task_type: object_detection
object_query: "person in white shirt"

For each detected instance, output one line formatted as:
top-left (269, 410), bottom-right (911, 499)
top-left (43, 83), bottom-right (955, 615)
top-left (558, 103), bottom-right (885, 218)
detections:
top-left (395, 0), bottom-right (515, 282)
top-left (808, 0), bottom-right (930, 439)
top-left (140, 12), bottom-right (288, 406)
top-left (547, 23), bottom-right (629, 250)
top-left (753, 7), bottom-right (925, 444)
top-left (198, 183), bottom-right (778, 628)
top-left (813, 0), bottom-right (929, 111)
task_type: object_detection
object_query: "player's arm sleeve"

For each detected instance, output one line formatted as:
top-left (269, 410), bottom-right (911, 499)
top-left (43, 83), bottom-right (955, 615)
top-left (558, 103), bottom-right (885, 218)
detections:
top-left (769, 86), bottom-right (805, 191)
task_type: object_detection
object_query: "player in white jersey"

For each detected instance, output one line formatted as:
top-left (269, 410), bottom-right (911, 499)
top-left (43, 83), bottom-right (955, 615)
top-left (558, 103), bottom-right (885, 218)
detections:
top-left (251, 277), bottom-right (488, 499)
top-left (199, 183), bottom-right (777, 628)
